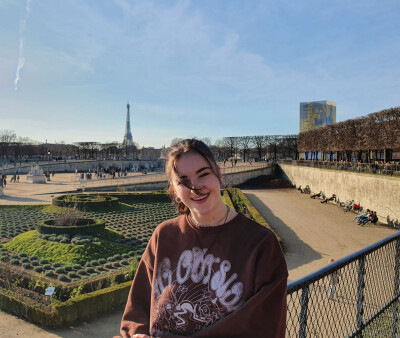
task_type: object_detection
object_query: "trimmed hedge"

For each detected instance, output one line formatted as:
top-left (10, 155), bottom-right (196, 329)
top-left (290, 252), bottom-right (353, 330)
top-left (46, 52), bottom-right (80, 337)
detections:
top-left (52, 194), bottom-right (119, 210)
top-left (37, 218), bottom-right (105, 236)
top-left (0, 281), bottom-right (132, 327)
top-left (222, 190), bottom-right (235, 210)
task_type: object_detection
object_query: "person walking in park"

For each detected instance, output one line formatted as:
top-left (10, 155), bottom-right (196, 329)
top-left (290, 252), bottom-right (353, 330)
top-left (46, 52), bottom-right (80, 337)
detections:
top-left (117, 139), bottom-right (288, 338)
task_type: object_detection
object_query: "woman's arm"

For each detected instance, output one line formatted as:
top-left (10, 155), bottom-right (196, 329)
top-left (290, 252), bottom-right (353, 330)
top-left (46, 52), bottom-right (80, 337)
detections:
top-left (119, 260), bottom-right (154, 338)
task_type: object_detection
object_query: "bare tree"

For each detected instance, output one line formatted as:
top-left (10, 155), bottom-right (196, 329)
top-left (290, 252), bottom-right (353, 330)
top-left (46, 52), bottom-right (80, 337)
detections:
top-left (251, 136), bottom-right (267, 161)
top-left (222, 137), bottom-right (238, 159)
top-left (238, 136), bottom-right (251, 162)
top-left (0, 130), bottom-right (17, 159)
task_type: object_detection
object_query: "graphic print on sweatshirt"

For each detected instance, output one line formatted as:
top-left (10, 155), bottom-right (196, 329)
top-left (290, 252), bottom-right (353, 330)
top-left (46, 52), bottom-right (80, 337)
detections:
top-left (151, 247), bottom-right (244, 334)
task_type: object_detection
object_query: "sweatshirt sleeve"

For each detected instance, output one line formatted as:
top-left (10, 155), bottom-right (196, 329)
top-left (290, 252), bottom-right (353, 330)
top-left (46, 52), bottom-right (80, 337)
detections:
top-left (119, 259), bottom-right (154, 338)
top-left (195, 232), bottom-right (288, 338)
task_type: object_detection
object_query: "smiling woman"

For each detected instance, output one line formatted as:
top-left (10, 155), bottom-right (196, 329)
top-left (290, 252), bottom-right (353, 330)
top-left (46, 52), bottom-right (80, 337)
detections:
top-left (116, 139), bottom-right (288, 338)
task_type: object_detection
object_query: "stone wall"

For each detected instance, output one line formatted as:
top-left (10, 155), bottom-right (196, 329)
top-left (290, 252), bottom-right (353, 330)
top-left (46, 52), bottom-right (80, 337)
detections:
top-left (279, 163), bottom-right (400, 223)
top-left (84, 166), bottom-right (274, 192)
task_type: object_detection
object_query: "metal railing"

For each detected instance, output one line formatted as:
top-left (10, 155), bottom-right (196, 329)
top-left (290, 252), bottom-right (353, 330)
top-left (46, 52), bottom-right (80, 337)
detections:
top-left (287, 232), bottom-right (400, 337)
top-left (279, 159), bottom-right (400, 177)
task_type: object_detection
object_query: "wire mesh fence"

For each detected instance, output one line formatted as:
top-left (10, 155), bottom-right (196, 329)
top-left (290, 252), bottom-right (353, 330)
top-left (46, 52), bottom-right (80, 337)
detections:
top-left (287, 232), bottom-right (400, 337)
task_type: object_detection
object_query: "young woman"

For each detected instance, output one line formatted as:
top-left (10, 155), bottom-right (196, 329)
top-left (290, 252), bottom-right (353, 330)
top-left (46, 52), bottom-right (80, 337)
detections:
top-left (117, 139), bottom-right (288, 338)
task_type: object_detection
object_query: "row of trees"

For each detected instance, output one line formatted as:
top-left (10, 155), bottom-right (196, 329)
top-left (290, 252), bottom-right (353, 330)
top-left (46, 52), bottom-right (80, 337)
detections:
top-left (211, 135), bottom-right (298, 161)
top-left (1, 131), bottom-right (298, 163)
top-left (0, 131), bottom-right (162, 162)
top-left (298, 107), bottom-right (400, 161)
top-left (171, 135), bottom-right (298, 162)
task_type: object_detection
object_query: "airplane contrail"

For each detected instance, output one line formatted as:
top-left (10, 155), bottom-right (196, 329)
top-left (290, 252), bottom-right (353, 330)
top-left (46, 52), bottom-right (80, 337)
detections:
top-left (14, 0), bottom-right (32, 91)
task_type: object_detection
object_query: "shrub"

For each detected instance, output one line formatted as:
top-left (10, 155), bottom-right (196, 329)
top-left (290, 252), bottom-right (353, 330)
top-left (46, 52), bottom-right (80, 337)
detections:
top-left (31, 260), bottom-right (39, 266)
top-left (113, 262), bottom-right (121, 267)
top-left (85, 267), bottom-right (95, 273)
top-left (113, 254), bottom-right (121, 260)
top-left (21, 257), bottom-right (30, 263)
top-left (68, 271), bottom-right (77, 278)
top-left (55, 267), bottom-right (65, 274)
top-left (45, 270), bottom-right (54, 276)
top-left (53, 262), bottom-right (62, 268)
top-left (73, 264), bottom-right (81, 269)
top-left (77, 269), bottom-right (86, 275)
top-left (42, 264), bottom-right (52, 270)
top-left (19, 253), bottom-right (28, 257)
top-left (64, 265), bottom-right (73, 272)
top-left (22, 263), bottom-right (31, 269)
top-left (11, 259), bottom-right (20, 265)
top-left (58, 274), bottom-right (68, 281)
top-left (34, 266), bottom-right (43, 273)
top-left (39, 259), bottom-right (49, 264)
top-left (120, 260), bottom-right (128, 265)
top-left (107, 256), bottom-right (115, 262)
top-left (90, 260), bottom-right (99, 266)
top-left (104, 263), bottom-right (112, 269)
top-left (98, 258), bottom-right (106, 264)
top-left (54, 207), bottom-right (81, 226)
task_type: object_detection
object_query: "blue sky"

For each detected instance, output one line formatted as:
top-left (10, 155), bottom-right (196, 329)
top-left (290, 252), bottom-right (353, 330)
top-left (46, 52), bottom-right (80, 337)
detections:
top-left (1, 0), bottom-right (399, 147)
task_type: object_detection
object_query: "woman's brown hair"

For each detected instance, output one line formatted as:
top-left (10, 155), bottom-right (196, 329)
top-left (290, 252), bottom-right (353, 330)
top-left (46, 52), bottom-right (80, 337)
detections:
top-left (166, 138), bottom-right (221, 215)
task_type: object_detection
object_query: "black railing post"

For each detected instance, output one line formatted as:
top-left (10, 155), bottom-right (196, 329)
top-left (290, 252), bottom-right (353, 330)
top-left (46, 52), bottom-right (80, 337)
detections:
top-left (356, 256), bottom-right (366, 335)
top-left (392, 237), bottom-right (400, 336)
top-left (299, 286), bottom-right (309, 338)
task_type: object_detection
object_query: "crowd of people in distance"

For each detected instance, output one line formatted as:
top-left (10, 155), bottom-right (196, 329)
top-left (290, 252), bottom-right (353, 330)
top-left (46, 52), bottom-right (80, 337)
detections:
top-left (298, 185), bottom-right (380, 227)
top-left (76, 168), bottom-right (130, 181)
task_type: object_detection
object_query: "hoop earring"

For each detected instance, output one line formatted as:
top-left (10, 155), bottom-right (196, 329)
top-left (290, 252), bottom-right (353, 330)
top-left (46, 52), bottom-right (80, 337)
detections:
top-left (175, 196), bottom-right (181, 203)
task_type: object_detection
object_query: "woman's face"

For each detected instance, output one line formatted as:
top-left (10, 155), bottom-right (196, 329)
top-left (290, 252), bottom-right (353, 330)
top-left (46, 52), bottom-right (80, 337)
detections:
top-left (172, 151), bottom-right (221, 217)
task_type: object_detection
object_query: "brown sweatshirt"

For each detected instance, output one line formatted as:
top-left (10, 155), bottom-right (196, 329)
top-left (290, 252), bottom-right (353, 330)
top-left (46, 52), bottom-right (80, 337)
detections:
top-left (119, 212), bottom-right (288, 338)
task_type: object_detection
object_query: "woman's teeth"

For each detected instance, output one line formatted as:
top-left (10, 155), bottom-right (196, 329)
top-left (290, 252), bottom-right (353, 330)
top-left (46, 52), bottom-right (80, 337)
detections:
top-left (192, 193), bottom-right (209, 201)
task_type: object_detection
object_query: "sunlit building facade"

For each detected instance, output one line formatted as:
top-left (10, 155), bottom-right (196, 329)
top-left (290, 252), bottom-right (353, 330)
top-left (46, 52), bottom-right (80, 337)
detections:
top-left (300, 100), bottom-right (336, 133)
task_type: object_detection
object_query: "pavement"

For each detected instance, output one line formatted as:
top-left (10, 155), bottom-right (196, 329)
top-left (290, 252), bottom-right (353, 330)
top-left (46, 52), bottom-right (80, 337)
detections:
top-left (0, 179), bottom-right (398, 337)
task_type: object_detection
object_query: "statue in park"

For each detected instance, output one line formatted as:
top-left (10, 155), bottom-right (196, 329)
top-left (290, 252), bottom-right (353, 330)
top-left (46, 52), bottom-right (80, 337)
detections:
top-left (26, 165), bottom-right (47, 184)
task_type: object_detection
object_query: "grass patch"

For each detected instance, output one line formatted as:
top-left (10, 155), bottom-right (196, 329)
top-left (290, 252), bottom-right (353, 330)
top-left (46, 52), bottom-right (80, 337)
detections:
top-left (2, 229), bottom-right (132, 265)
top-left (41, 205), bottom-right (72, 214)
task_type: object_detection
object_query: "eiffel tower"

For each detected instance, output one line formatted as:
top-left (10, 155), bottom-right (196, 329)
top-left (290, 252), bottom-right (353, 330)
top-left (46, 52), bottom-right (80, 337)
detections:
top-left (123, 103), bottom-right (133, 146)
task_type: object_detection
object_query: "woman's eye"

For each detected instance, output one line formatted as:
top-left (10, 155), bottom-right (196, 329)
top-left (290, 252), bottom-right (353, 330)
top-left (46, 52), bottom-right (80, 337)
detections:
top-left (199, 172), bottom-right (209, 178)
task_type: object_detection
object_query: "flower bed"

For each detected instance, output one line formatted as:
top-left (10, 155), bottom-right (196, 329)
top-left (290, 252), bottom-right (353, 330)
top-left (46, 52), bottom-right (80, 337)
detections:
top-left (0, 190), bottom-right (273, 327)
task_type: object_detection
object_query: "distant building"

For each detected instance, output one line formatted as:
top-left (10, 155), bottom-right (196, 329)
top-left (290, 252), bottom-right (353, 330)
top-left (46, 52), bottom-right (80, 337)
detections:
top-left (123, 103), bottom-right (134, 146)
top-left (300, 100), bottom-right (336, 133)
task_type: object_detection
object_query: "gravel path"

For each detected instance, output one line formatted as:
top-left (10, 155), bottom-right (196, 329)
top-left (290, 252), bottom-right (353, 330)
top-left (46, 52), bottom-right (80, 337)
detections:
top-left (243, 188), bottom-right (398, 282)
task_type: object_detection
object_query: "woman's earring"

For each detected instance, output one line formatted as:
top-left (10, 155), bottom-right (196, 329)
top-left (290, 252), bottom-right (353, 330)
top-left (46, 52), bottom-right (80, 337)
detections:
top-left (175, 196), bottom-right (181, 203)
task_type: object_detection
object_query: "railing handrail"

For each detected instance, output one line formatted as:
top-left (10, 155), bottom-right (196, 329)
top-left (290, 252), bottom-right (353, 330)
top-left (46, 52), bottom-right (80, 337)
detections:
top-left (288, 231), bottom-right (400, 291)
